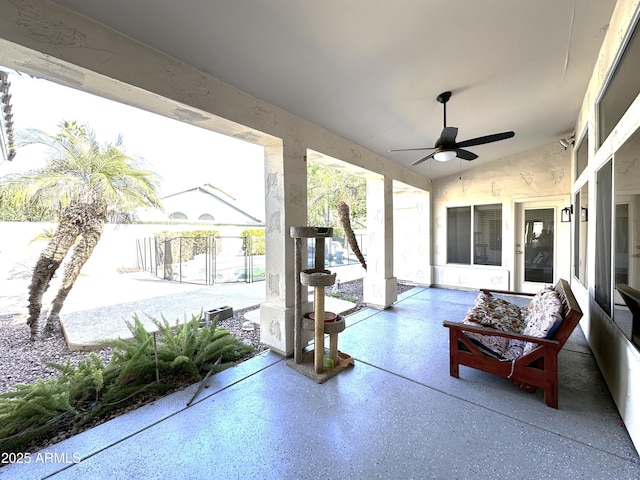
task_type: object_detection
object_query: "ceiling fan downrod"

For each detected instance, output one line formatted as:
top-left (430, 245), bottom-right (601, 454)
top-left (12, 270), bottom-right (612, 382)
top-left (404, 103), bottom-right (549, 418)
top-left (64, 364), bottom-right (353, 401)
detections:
top-left (437, 91), bottom-right (452, 128)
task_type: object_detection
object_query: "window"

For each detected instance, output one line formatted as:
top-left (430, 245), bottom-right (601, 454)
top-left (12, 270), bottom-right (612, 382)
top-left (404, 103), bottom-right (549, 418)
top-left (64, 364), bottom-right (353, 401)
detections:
top-left (595, 160), bottom-right (612, 316)
top-left (447, 204), bottom-right (502, 266)
top-left (447, 207), bottom-right (471, 264)
top-left (198, 213), bottom-right (214, 221)
top-left (574, 183), bottom-right (589, 286)
top-left (598, 20), bottom-right (640, 145)
top-left (169, 212), bottom-right (188, 220)
top-left (614, 128), bottom-right (640, 347)
top-left (575, 130), bottom-right (588, 179)
top-left (474, 204), bottom-right (502, 266)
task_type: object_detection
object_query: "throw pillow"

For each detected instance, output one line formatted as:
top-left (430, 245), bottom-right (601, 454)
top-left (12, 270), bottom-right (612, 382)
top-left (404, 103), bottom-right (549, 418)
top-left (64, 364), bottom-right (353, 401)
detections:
top-left (522, 288), bottom-right (563, 355)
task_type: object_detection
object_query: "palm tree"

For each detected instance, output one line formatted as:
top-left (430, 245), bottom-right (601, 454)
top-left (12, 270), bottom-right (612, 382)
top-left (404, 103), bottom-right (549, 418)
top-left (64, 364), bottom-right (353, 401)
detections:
top-left (306, 163), bottom-right (366, 229)
top-left (307, 163), bottom-right (367, 269)
top-left (6, 120), bottom-right (163, 340)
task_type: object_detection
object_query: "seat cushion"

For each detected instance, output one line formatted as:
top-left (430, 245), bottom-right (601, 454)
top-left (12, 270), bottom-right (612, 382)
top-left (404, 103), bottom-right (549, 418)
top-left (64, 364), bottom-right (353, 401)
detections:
top-left (461, 292), bottom-right (527, 358)
top-left (464, 292), bottom-right (526, 333)
top-left (461, 319), bottom-right (509, 358)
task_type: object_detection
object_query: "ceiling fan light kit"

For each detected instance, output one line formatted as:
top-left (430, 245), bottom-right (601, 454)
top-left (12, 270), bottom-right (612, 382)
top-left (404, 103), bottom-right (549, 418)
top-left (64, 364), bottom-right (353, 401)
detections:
top-left (390, 91), bottom-right (515, 165)
top-left (433, 150), bottom-right (456, 162)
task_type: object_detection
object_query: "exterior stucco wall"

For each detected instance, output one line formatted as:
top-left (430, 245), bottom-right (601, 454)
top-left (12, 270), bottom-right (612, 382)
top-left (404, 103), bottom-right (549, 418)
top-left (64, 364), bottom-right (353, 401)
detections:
top-left (431, 142), bottom-right (571, 291)
top-left (574, 0), bottom-right (640, 454)
top-left (393, 186), bottom-right (430, 285)
top-left (0, 1), bottom-right (429, 192)
top-left (0, 0), bottom-right (429, 355)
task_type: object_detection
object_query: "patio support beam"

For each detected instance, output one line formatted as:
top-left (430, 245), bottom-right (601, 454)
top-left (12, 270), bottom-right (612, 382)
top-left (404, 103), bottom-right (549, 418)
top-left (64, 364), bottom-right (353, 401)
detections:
top-left (259, 141), bottom-right (309, 355)
top-left (364, 175), bottom-right (397, 308)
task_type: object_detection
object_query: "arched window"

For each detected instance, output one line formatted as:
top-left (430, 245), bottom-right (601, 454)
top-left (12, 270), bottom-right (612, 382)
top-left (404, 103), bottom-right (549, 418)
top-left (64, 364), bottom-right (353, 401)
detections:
top-left (198, 213), bottom-right (214, 221)
top-left (169, 212), bottom-right (188, 220)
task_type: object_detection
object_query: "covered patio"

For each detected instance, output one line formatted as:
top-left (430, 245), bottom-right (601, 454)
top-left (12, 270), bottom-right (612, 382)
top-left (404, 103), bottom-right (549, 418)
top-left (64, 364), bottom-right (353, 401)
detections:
top-left (4, 286), bottom-right (638, 479)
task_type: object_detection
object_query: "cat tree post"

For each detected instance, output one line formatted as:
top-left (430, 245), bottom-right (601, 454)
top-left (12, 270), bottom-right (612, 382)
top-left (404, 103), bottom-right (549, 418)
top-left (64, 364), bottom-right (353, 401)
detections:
top-left (288, 226), bottom-right (350, 382)
top-left (313, 282), bottom-right (325, 372)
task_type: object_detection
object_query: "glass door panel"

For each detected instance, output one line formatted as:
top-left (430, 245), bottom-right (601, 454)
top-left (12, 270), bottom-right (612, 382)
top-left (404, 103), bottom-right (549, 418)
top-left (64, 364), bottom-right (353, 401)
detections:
top-left (524, 208), bottom-right (555, 283)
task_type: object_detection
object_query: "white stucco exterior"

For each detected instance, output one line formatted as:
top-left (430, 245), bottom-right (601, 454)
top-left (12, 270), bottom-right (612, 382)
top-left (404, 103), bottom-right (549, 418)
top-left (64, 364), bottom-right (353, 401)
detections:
top-left (0, 0), bottom-right (429, 356)
top-left (1, 0), bottom-right (640, 453)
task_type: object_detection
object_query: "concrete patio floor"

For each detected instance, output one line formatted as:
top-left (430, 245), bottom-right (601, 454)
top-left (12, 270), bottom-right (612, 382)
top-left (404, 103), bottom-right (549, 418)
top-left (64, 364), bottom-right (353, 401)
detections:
top-left (2, 287), bottom-right (639, 479)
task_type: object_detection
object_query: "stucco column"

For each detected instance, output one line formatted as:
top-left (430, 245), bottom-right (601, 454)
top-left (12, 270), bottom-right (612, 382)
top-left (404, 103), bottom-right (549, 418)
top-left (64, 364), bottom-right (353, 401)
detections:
top-left (259, 141), bottom-right (307, 355)
top-left (363, 175), bottom-right (397, 308)
top-left (393, 187), bottom-right (430, 285)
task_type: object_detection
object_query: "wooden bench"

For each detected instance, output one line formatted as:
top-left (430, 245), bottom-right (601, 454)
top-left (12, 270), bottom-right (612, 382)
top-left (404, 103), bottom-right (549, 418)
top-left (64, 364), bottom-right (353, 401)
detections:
top-left (443, 279), bottom-right (583, 408)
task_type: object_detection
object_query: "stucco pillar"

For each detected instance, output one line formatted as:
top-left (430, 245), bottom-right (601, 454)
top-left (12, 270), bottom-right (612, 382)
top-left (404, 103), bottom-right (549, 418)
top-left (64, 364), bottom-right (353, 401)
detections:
top-left (393, 187), bottom-right (430, 285)
top-left (259, 141), bottom-right (307, 356)
top-left (363, 176), bottom-right (397, 308)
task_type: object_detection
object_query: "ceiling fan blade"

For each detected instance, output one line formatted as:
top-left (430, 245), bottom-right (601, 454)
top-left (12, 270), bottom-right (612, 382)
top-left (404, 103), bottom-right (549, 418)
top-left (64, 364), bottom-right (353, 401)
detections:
top-left (388, 147), bottom-right (436, 152)
top-left (410, 152), bottom-right (435, 166)
top-left (456, 148), bottom-right (478, 161)
top-left (439, 126), bottom-right (458, 146)
top-left (456, 131), bottom-right (515, 148)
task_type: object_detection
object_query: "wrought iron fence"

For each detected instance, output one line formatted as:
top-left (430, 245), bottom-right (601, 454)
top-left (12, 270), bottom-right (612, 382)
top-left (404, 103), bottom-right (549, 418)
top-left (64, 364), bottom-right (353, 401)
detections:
top-left (136, 235), bottom-right (265, 285)
top-left (135, 233), bottom-right (365, 285)
top-left (310, 234), bottom-right (367, 269)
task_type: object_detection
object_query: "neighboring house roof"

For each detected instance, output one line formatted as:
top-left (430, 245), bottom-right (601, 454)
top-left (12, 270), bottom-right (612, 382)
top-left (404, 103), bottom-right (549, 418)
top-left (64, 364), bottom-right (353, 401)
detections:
top-left (157, 183), bottom-right (263, 226)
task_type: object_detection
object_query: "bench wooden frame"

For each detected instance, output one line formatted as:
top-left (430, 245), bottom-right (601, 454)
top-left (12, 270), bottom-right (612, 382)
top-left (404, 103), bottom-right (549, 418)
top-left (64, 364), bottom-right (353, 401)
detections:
top-left (443, 279), bottom-right (583, 408)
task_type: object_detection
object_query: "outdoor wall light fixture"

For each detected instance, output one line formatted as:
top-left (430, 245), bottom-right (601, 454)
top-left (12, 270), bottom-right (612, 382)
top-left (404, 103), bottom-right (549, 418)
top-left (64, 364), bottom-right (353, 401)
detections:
top-left (561, 205), bottom-right (573, 223)
top-left (580, 207), bottom-right (588, 222)
top-left (433, 150), bottom-right (457, 162)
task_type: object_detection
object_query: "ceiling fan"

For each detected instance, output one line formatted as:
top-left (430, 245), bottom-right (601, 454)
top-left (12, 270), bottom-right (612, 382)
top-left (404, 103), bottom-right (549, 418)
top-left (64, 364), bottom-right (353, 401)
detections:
top-left (389, 91), bottom-right (515, 166)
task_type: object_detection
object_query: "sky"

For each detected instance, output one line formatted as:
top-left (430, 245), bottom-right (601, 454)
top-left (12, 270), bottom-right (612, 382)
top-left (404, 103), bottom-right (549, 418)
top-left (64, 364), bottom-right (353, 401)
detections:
top-left (0, 68), bottom-right (266, 219)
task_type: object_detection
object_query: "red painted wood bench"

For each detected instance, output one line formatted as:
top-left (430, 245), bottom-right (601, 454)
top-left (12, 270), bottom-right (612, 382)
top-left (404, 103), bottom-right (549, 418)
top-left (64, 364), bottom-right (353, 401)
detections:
top-left (443, 279), bottom-right (583, 408)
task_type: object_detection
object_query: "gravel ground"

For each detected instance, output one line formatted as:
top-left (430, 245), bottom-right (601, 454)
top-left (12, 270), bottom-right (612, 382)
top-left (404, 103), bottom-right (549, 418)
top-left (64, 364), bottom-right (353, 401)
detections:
top-left (0, 308), bottom-right (264, 395)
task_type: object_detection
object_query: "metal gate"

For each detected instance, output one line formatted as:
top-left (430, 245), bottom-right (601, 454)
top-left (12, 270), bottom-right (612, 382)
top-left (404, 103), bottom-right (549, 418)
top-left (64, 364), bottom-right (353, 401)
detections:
top-left (136, 235), bottom-right (264, 285)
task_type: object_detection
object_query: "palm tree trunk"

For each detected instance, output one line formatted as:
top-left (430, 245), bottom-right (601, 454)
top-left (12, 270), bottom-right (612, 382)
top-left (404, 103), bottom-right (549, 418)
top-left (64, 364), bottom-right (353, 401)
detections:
top-left (27, 217), bottom-right (82, 341)
top-left (338, 200), bottom-right (367, 271)
top-left (45, 219), bottom-right (105, 335)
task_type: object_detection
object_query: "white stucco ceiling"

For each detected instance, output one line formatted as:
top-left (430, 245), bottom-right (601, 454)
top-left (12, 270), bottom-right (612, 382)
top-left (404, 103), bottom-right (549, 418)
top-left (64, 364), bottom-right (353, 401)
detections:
top-left (52, 0), bottom-right (616, 179)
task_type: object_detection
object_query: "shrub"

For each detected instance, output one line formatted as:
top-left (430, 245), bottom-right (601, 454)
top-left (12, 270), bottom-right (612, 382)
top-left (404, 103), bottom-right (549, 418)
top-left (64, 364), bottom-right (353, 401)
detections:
top-left (155, 229), bottom-right (221, 261)
top-left (241, 228), bottom-right (265, 255)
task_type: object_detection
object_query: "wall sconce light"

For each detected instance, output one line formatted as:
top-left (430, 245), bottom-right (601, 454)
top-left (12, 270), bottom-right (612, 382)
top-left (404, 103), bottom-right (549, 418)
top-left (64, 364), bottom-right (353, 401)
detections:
top-left (580, 207), bottom-right (588, 222)
top-left (561, 205), bottom-right (573, 223)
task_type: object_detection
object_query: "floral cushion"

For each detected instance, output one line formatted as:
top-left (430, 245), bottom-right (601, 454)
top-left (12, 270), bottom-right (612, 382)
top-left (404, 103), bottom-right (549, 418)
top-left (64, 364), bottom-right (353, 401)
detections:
top-left (521, 288), bottom-right (564, 355)
top-left (461, 292), bottom-right (527, 358)
top-left (461, 318), bottom-right (509, 358)
top-left (461, 288), bottom-right (564, 360)
top-left (464, 292), bottom-right (526, 333)
top-left (504, 339), bottom-right (525, 359)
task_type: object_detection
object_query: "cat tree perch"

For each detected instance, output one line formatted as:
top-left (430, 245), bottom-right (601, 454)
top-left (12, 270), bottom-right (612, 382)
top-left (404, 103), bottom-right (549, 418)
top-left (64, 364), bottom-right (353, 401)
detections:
top-left (287, 226), bottom-right (352, 383)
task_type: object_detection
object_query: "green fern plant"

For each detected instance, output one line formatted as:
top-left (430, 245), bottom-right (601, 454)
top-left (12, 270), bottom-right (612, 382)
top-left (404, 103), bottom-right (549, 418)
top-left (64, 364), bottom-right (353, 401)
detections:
top-left (0, 312), bottom-right (255, 453)
top-left (0, 378), bottom-right (75, 452)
